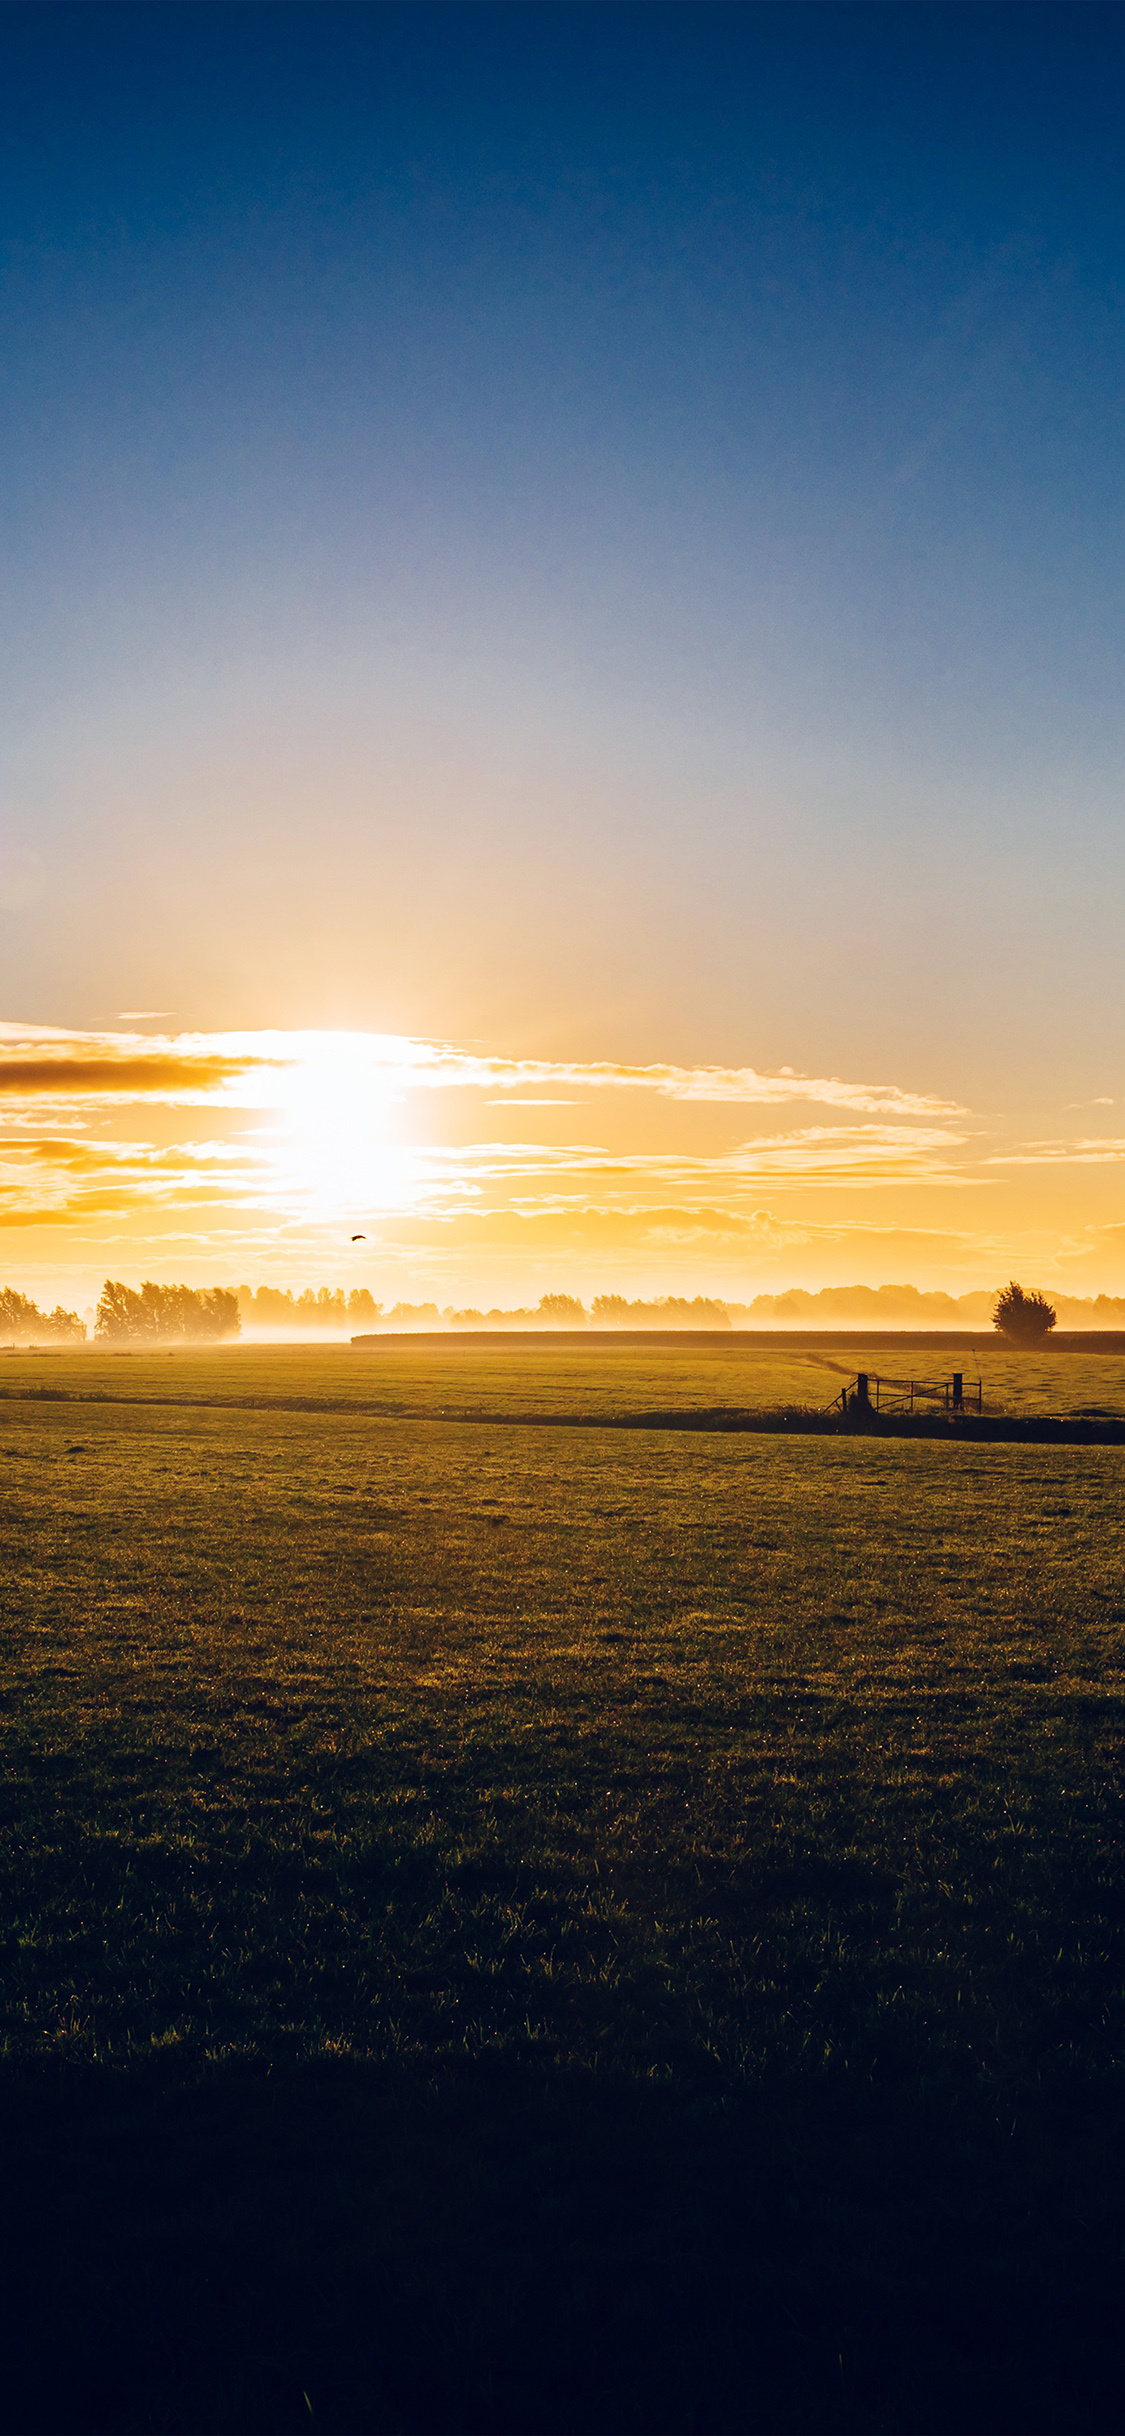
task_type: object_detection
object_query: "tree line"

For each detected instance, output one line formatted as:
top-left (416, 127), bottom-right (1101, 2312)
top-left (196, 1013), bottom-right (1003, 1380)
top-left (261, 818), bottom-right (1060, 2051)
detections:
top-left (0, 1275), bottom-right (1110, 1346)
top-left (0, 1288), bottom-right (86, 1343)
top-left (96, 1282), bottom-right (241, 1341)
top-left (338, 1292), bottom-right (734, 1331)
top-left (237, 1286), bottom-right (380, 1330)
top-left (440, 1293), bottom-right (732, 1330)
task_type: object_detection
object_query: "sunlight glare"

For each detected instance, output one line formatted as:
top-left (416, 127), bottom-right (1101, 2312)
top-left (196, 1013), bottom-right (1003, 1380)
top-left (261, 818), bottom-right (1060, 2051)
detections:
top-left (267, 1034), bottom-right (417, 1221)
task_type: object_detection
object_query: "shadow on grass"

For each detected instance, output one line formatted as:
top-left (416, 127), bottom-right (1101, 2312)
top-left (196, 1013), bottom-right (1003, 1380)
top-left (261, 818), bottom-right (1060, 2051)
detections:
top-left (1, 2045), bottom-right (1121, 2436)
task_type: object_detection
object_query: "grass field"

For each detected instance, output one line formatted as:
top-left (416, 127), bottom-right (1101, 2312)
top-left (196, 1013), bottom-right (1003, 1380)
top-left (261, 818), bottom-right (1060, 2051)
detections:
top-left (5, 1328), bottom-right (1125, 1418)
top-left (2, 1340), bottom-right (1124, 2432)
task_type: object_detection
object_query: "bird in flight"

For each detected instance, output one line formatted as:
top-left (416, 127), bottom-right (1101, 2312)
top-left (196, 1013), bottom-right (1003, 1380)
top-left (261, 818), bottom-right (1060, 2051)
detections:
top-left (351, 1233), bottom-right (366, 1241)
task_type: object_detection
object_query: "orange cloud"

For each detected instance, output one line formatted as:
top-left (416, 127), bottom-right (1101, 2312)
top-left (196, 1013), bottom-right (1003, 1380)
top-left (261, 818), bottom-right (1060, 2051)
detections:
top-left (0, 1020), bottom-right (1004, 1293)
top-left (0, 1055), bottom-right (255, 1096)
top-left (0, 1022), bottom-right (962, 1119)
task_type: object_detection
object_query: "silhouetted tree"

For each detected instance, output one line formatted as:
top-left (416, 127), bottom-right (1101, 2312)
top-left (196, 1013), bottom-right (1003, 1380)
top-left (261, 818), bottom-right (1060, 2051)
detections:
top-left (44, 1305), bottom-right (86, 1341)
top-left (0, 1288), bottom-right (85, 1342)
top-left (993, 1280), bottom-right (1057, 1344)
top-left (0, 1288), bottom-right (41, 1337)
top-left (590, 1295), bottom-right (630, 1323)
top-left (537, 1293), bottom-right (586, 1326)
top-left (590, 1294), bottom-right (730, 1329)
top-left (96, 1282), bottom-right (240, 1341)
top-left (294, 1287), bottom-right (348, 1326)
top-left (96, 1281), bottom-right (149, 1339)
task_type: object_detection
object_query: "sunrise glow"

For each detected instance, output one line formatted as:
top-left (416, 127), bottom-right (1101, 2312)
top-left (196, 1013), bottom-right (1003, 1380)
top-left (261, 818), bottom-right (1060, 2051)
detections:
top-left (1, 5), bottom-right (1123, 1320)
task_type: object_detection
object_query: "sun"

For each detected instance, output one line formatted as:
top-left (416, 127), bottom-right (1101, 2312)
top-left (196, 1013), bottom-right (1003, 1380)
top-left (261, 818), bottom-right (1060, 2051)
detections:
top-left (266, 1034), bottom-right (415, 1221)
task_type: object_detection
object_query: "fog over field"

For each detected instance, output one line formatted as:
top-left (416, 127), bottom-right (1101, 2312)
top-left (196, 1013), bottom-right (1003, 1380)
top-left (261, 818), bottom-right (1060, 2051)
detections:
top-left (7, 1276), bottom-right (1125, 1344)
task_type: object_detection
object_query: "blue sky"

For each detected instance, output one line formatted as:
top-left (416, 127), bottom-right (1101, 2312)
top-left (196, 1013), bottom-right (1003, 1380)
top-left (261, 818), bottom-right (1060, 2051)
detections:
top-left (2, 3), bottom-right (1125, 1302)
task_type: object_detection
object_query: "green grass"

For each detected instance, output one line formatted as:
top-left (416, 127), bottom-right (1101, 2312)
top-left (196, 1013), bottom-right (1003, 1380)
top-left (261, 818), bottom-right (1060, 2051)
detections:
top-left (1, 1344), bottom-right (1124, 2431)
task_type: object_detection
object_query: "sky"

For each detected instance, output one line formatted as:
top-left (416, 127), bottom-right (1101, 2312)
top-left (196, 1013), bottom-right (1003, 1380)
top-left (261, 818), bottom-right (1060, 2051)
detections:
top-left (3, 0), bottom-right (1125, 1313)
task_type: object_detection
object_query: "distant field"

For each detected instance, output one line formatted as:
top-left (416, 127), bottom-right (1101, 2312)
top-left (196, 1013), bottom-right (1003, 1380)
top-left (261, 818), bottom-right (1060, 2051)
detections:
top-left (4, 1327), bottom-right (1125, 1419)
top-left (1, 1344), bottom-right (1123, 2432)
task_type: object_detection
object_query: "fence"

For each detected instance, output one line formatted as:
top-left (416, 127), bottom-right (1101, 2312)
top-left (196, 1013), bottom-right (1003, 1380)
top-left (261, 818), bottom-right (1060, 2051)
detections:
top-left (824, 1371), bottom-right (983, 1418)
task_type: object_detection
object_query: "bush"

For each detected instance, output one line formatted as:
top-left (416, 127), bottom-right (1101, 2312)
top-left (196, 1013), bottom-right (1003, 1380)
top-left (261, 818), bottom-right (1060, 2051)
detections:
top-left (992, 1280), bottom-right (1057, 1344)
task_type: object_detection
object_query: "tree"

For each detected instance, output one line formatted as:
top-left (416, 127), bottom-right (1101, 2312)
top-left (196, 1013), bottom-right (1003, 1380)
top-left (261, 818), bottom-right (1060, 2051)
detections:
top-left (0, 1287), bottom-right (42, 1338)
top-left (96, 1282), bottom-right (240, 1341)
top-left (537, 1293), bottom-right (586, 1327)
top-left (96, 1281), bottom-right (151, 1340)
top-left (44, 1306), bottom-right (85, 1342)
top-left (589, 1293), bottom-right (731, 1330)
top-left (0, 1288), bottom-right (85, 1342)
top-left (993, 1280), bottom-right (1057, 1345)
top-left (296, 1288), bottom-right (348, 1327)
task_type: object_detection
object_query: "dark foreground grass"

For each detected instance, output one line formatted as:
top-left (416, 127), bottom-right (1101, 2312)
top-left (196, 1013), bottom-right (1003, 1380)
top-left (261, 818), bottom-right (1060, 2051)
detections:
top-left (1, 1383), bottom-right (1124, 2432)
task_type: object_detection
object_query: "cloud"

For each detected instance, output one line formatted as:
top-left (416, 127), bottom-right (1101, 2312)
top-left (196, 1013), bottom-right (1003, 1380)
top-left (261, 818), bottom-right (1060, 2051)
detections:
top-left (0, 1133), bottom-right (270, 1238)
top-left (381, 1041), bottom-right (964, 1118)
top-left (0, 1056), bottom-right (258, 1097)
top-left (0, 1023), bottom-right (976, 1279)
top-left (987, 1139), bottom-right (1125, 1166)
top-left (374, 1206), bottom-right (782, 1253)
top-left (408, 1124), bottom-right (970, 1202)
top-left (0, 1023), bottom-right (965, 1119)
top-left (0, 1020), bottom-right (287, 1114)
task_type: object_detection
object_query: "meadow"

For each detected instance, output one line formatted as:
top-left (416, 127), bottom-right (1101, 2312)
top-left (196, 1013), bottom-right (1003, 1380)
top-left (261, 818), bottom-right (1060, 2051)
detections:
top-left (1, 1338), bottom-right (1123, 2432)
top-left (6, 1325), bottom-right (1125, 1419)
